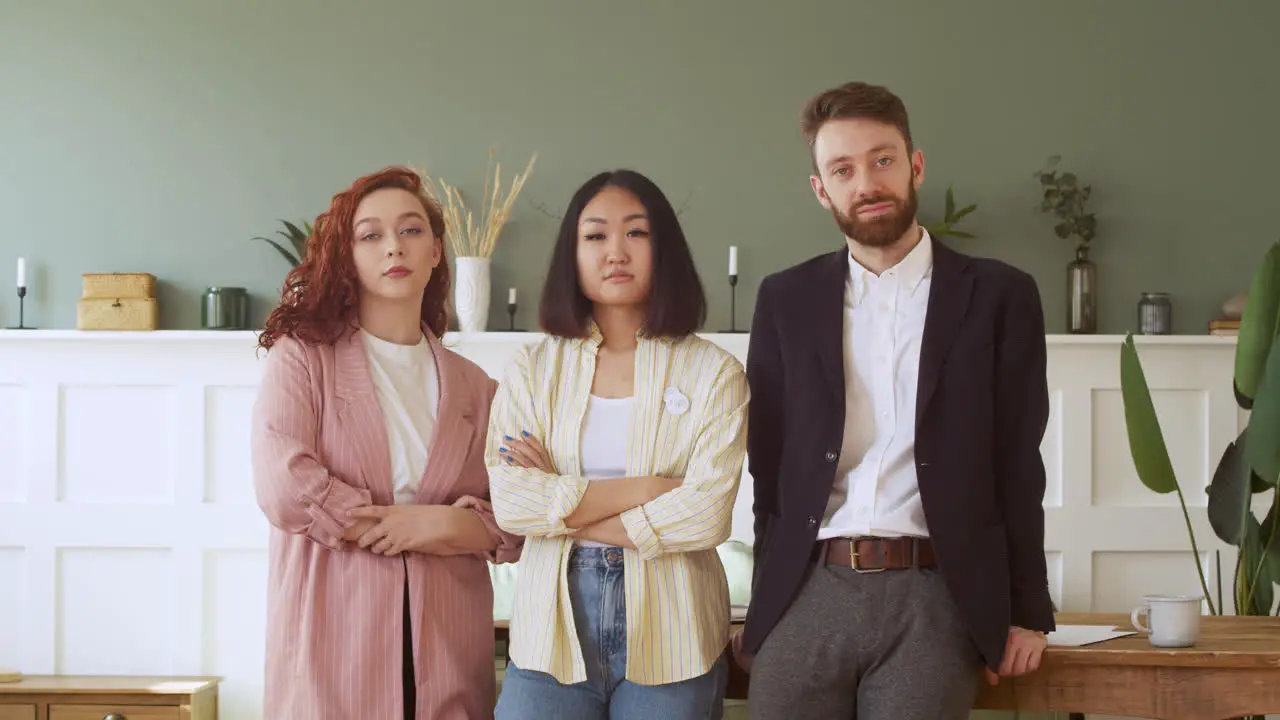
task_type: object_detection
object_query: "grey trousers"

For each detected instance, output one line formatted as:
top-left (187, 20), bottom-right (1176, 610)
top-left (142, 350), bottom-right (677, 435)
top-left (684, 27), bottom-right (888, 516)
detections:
top-left (748, 559), bottom-right (983, 720)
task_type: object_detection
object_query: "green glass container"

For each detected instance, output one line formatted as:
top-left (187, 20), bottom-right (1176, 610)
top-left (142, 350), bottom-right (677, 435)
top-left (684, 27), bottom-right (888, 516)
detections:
top-left (201, 287), bottom-right (248, 330)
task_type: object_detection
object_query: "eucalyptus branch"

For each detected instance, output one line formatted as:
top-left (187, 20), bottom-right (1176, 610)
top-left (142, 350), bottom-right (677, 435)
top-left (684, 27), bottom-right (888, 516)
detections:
top-left (1033, 155), bottom-right (1097, 249)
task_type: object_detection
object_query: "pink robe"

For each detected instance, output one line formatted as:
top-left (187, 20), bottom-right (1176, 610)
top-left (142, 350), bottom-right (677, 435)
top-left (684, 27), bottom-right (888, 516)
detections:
top-left (251, 326), bottom-right (522, 719)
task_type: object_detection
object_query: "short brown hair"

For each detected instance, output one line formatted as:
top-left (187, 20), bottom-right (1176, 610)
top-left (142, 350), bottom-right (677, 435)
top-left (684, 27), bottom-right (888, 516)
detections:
top-left (800, 82), bottom-right (914, 165)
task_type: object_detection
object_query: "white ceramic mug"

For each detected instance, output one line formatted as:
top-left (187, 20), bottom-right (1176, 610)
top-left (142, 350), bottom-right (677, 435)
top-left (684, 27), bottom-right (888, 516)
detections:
top-left (1130, 594), bottom-right (1203, 647)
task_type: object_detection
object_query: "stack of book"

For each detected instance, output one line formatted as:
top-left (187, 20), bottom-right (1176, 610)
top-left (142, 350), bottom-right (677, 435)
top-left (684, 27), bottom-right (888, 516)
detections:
top-left (1209, 318), bottom-right (1239, 336)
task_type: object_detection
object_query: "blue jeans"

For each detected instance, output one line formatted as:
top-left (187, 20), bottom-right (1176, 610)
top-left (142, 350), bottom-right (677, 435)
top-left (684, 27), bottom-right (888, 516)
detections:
top-left (496, 546), bottom-right (728, 720)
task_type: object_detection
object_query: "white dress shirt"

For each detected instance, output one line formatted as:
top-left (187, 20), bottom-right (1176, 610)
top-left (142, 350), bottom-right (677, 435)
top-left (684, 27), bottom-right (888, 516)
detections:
top-left (362, 331), bottom-right (441, 505)
top-left (817, 231), bottom-right (933, 540)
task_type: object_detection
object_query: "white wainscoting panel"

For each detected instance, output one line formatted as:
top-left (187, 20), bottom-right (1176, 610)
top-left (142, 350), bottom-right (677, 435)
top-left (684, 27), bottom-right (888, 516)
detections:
top-left (0, 329), bottom-right (1247, 719)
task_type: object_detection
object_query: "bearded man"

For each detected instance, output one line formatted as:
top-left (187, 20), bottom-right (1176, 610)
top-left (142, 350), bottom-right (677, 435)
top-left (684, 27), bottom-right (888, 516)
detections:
top-left (733, 81), bottom-right (1055, 720)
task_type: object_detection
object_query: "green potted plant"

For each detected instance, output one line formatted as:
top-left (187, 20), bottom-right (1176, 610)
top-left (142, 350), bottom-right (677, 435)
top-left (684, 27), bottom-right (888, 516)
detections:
top-left (1119, 240), bottom-right (1280, 633)
top-left (1034, 155), bottom-right (1098, 333)
top-left (252, 219), bottom-right (314, 267)
top-left (924, 185), bottom-right (978, 240)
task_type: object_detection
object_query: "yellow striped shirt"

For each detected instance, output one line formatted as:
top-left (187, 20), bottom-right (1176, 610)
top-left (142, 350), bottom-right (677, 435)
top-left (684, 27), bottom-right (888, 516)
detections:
top-left (486, 324), bottom-right (749, 686)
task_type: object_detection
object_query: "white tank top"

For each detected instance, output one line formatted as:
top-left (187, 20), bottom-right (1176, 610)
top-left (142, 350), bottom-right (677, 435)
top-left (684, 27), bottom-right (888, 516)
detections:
top-left (575, 394), bottom-right (633, 547)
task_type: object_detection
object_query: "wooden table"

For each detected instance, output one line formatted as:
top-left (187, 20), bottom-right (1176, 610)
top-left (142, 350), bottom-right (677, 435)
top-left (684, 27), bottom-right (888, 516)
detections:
top-left (971, 612), bottom-right (1280, 720)
top-left (499, 612), bottom-right (1280, 719)
top-left (725, 612), bottom-right (1280, 720)
top-left (0, 676), bottom-right (219, 720)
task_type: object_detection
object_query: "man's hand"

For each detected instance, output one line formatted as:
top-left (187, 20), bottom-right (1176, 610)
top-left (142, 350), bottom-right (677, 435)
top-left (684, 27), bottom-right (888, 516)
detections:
top-left (347, 505), bottom-right (455, 556)
top-left (984, 626), bottom-right (1047, 685)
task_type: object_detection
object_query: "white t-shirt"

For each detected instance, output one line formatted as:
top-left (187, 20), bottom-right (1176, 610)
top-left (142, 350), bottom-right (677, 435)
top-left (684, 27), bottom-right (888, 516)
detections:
top-left (362, 331), bottom-right (440, 505)
top-left (576, 394), bottom-right (632, 547)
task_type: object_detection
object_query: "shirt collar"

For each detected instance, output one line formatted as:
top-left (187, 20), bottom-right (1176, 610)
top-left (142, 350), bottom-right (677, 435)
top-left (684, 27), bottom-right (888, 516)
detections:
top-left (846, 227), bottom-right (934, 297)
top-left (578, 318), bottom-right (677, 354)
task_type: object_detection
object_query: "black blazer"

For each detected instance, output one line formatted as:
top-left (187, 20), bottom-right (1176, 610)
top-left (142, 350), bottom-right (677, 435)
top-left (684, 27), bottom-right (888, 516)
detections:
top-left (739, 235), bottom-right (1056, 671)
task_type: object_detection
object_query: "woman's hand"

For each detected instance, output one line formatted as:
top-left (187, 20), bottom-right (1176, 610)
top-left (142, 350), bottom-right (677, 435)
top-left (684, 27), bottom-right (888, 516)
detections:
top-left (452, 494), bottom-right (493, 513)
top-left (500, 434), bottom-right (682, 528)
top-left (341, 517), bottom-right (379, 543)
top-left (499, 432), bottom-right (557, 473)
top-left (346, 505), bottom-right (454, 556)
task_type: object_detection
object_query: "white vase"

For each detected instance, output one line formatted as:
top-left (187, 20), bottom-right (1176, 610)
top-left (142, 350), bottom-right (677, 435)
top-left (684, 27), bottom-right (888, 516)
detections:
top-left (454, 256), bottom-right (491, 333)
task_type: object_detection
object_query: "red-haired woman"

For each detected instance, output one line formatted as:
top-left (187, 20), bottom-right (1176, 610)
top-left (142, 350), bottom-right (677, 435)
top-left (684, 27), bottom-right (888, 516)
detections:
top-left (251, 166), bottom-right (522, 720)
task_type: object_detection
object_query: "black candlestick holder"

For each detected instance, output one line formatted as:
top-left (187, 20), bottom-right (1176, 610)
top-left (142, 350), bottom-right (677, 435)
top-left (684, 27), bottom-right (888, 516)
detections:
top-left (720, 274), bottom-right (744, 333)
top-left (6, 287), bottom-right (35, 330)
top-left (507, 301), bottom-right (523, 332)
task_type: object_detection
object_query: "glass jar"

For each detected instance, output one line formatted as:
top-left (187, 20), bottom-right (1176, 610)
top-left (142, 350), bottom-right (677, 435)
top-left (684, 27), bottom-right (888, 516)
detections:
top-left (1138, 292), bottom-right (1172, 335)
top-left (202, 287), bottom-right (249, 330)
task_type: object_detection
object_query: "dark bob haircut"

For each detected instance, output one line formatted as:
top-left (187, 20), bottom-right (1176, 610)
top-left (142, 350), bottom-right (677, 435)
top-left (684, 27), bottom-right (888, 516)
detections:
top-left (538, 169), bottom-right (707, 339)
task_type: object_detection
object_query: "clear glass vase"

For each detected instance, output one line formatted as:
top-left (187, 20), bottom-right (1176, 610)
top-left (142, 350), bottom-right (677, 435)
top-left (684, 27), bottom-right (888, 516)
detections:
top-left (1067, 244), bottom-right (1097, 334)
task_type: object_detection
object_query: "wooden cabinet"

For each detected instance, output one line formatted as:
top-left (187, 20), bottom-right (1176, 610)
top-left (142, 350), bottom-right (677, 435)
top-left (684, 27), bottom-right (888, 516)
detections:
top-left (48, 708), bottom-right (179, 720)
top-left (0, 705), bottom-right (36, 720)
top-left (0, 677), bottom-right (217, 720)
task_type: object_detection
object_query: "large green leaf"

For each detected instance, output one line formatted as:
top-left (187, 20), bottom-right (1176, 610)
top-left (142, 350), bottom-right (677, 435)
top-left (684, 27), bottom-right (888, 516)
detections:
top-left (281, 221), bottom-right (310, 257)
top-left (1245, 340), bottom-right (1280, 488)
top-left (1238, 514), bottom-right (1276, 615)
top-left (280, 219), bottom-right (308, 241)
top-left (1261, 503), bottom-right (1280, 583)
top-left (252, 237), bottom-right (301, 266)
top-left (1119, 334), bottom-right (1179, 493)
top-left (1233, 241), bottom-right (1280, 408)
top-left (1207, 431), bottom-right (1251, 545)
top-left (951, 203), bottom-right (977, 222)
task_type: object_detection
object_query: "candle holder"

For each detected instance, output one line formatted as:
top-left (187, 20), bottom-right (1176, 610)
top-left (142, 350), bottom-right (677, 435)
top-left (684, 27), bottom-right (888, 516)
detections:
top-left (5, 287), bottom-right (36, 330)
top-left (507, 301), bottom-right (524, 332)
top-left (719, 274), bottom-right (744, 333)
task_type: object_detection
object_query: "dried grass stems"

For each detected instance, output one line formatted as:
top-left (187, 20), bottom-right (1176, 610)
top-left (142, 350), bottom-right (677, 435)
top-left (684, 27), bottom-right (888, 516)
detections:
top-left (418, 148), bottom-right (537, 258)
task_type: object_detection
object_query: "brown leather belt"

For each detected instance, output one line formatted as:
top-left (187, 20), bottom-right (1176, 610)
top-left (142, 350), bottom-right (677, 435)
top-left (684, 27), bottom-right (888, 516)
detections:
top-left (820, 536), bottom-right (935, 572)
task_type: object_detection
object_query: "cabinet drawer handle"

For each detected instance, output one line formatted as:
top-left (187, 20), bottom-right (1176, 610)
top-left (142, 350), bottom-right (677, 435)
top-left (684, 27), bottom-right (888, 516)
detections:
top-left (104, 714), bottom-right (127, 720)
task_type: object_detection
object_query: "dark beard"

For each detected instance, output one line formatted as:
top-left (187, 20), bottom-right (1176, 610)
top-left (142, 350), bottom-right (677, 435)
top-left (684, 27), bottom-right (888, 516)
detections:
top-left (830, 184), bottom-right (919, 248)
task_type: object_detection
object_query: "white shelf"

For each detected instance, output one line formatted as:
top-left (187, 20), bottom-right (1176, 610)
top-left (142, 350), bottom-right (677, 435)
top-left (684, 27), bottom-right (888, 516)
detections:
top-left (0, 328), bottom-right (1240, 346)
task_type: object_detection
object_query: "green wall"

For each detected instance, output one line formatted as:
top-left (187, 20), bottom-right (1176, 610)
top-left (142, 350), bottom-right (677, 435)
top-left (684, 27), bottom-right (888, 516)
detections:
top-left (1, 0), bottom-right (1275, 337)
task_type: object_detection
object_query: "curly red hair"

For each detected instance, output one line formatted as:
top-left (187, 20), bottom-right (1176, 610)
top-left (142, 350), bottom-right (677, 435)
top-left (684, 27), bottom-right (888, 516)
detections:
top-left (257, 166), bottom-right (451, 351)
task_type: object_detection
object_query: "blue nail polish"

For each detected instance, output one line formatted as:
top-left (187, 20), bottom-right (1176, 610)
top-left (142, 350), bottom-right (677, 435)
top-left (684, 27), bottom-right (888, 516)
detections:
top-left (504, 435), bottom-right (513, 441)
top-left (506, 457), bottom-right (514, 463)
top-left (521, 430), bottom-right (530, 437)
top-left (499, 447), bottom-right (508, 453)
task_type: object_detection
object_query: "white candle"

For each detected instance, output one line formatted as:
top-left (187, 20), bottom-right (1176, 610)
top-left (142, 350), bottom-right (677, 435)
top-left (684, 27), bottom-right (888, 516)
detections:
top-left (16, 258), bottom-right (25, 288)
top-left (508, 287), bottom-right (517, 304)
top-left (728, 246), bottom-right (738, 276)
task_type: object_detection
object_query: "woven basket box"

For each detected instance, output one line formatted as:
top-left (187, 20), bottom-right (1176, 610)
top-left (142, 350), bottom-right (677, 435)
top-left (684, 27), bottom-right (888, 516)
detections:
top-left (82, 272), bottom-right (156, 299)
top-left (76, 297), bottom-right (159, 331)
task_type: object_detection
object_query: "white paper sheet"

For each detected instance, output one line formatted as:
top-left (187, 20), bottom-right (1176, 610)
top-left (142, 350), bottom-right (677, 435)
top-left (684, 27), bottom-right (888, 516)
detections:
top-left (730, 605), bottom-right (749, 622)
top-left (1047, 624), bottom-right (1137, 647)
